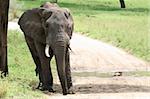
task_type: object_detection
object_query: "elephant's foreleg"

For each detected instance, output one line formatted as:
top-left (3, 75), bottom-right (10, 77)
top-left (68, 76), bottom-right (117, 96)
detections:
top-left (24, 36), bottom-right (43, 87)
top-left (65, 48), bottom-right (74, 94)
top-left (34, 41), bottom-right (54, 92)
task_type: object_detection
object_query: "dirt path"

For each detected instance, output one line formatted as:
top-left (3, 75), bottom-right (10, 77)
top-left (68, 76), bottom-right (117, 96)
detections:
top-left (44, 93), bottom-right (150, 99)
top-left (42, 76), bottom-right (150, 99)
top-left (70, 33), bottom-right (150, 72)
top-left (8, 22), bottom-right (150, 99)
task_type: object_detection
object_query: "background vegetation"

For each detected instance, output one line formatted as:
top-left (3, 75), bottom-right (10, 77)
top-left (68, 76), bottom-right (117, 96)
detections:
top-left (0, 0), bottom-right (149, 98)
top-left (16, 0), bottom-right (150, 61)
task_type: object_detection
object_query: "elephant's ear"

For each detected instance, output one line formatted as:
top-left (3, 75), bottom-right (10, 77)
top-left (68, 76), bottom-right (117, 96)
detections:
top-left (63, 8), bottom-right (74, 39)
top-left (18, 8), bottom-right (52, 43)
top-left (38, 8), bottom-right (53, 22)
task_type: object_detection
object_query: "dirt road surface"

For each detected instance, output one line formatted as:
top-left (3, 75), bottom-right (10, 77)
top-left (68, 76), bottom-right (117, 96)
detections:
top-left (9, 22), bottom-right (150, 99)
top-left (70, 33), bottom-right (149, 72)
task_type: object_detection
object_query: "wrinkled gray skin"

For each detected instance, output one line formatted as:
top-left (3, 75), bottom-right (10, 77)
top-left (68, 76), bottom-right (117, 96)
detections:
top-left (18, 5), bottom-right (74, 95)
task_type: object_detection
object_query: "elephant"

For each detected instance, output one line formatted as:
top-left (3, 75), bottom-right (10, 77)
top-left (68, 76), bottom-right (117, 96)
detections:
top-left (18, 3), bottom-right (74, 95)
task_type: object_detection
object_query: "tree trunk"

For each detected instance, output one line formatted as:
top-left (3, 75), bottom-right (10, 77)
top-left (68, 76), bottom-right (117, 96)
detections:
top-left (119, 0), bottom-right (126, 8)
top-left (0, 0), bottom-right (9, 77)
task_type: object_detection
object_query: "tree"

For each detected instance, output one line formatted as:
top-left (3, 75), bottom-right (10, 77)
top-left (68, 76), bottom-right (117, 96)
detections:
top-left (119, 0), bottom-right (126, 8)
top-left (0, 0), bottom-right (10, 77)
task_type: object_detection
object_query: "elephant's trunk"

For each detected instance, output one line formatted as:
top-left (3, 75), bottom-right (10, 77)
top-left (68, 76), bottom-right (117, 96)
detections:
top-left (45, 44), bottom-right (50, 57)
top-left (54, 43), bottom-right (68, 95)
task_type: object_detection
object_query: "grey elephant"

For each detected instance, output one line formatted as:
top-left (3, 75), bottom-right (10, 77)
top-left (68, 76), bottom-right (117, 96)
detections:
top-left (18, 3), bottom-right (74, 95)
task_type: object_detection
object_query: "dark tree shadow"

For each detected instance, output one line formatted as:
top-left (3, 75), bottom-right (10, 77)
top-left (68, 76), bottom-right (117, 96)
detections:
top-left (42, 84), bottom-right (150, 95)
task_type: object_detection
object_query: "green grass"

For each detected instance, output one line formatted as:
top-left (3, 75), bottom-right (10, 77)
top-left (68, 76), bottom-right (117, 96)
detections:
top-left (62, 0), bottom-right (149, 61)
top-left (16, 0), bottom-right (150, 61)
top-left (68, 0), bottom-right (150, 61)
top-left (0, 30), bottom-right (57, 98)
top-left (7, 30), bottom-right (41, 98)
top-left (0, 80), bottom-right (8, 98)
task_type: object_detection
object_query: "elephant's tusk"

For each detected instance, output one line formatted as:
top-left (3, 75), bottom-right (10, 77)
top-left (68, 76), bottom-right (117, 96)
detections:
top-left (45, 44), bottom-right (50, 57)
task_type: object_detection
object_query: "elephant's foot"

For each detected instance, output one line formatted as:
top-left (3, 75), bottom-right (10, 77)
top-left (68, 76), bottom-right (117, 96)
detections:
top-left (36, 82), bottom-right (42, 89)
top-left (36, 82), bottom-right (55, 92)
top-left (48, 87), bottom-right (55, 93)
top-left (40, 85), bottom-right (55, 93)
top-left (63, 91), bottom-right (68, 95)
top-left (68, 86), bottom-right (75, 94)
top-left (62, 87), bottom-right (75, 95)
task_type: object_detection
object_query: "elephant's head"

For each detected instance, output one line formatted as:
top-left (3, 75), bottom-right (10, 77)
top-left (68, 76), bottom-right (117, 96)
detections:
top-left (18, 6), bottom-right (74, 57)
top-left (41, 8), bottom-right (73, 57)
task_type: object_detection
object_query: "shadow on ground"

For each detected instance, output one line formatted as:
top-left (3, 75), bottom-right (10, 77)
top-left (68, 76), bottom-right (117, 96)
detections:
top-left (42, 84), bottom-right (150, 95)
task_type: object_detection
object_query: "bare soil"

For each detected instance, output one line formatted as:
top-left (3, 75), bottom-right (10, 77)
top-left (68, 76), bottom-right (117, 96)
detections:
top-left (9, 22), bottom-right (150, 99)
top-left (70, 33), bottom-right (150, 72)
top-left (43, 76), bottom-right (150, 99)
top-left (44, 33), bottom-right (150, 99)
